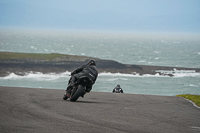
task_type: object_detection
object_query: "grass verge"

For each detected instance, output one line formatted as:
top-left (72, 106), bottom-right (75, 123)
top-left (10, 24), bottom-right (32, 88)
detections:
top-left (176, 94), bottom-right (200, 107)
top-left (0, 51), bottom-right (92, 61)
top-left (0, 52), bottom-right (69, 60)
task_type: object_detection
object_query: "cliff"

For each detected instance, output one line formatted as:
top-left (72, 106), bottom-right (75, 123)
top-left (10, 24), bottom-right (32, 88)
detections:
top-left (0, 52), bottom-right (200, 77)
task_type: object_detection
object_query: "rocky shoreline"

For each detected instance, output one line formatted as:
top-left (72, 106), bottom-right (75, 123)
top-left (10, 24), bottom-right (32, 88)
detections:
top-left (0, 52), bottom-right (200, 77)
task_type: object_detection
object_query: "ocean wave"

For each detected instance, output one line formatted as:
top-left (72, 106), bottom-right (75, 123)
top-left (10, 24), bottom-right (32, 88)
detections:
top-left (30, 46), bottom-right (37, 50)
top-left (138, 60), bottom-right (146, 62)
top-left (1, 71), bottom-right (71, 80)
top-left (156, 69), bottom-right (200, 78)
top-left (99, 72), bottom-right (166, 77)
top-left (98, 71), bottom-right (200, 78)
top-left (107, 78), bottom-right (128, 81)
top-left (184, 84), bottom-right (198, 88)
top-left (1, 70), bottom-right (200, 81)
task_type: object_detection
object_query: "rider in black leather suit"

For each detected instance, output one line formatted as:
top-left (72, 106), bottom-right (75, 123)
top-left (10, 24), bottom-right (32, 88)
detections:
top-left (112, 85), bottom-right (123, 93)
top-left (66, 60), bottom-right (98, 94)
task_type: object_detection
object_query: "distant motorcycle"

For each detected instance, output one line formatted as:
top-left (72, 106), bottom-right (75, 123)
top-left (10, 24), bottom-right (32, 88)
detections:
top-left (63, 75), bottom-right (92, 102)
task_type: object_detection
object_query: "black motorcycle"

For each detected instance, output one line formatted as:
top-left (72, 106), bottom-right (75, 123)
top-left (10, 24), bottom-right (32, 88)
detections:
top-left (63, 76), bottom-right (92, 102)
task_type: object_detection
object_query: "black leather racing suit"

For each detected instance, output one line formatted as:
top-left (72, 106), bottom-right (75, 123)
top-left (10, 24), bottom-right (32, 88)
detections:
top-left (112, 85), bottom-right (123, 93)
top-left (69, 63), bottom-right (98, 92)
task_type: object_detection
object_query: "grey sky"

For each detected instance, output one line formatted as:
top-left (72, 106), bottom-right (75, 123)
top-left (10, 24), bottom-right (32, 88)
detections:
top-left (0, 0), bottom-right (200, 33)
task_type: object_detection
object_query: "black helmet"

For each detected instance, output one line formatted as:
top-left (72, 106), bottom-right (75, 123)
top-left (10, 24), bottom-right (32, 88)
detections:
top-left (87, 60), bottom-right (96, 66)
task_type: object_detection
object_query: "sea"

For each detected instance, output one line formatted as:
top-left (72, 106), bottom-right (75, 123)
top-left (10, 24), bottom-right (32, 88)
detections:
top-left (0, 29), bottom-right (200, 96)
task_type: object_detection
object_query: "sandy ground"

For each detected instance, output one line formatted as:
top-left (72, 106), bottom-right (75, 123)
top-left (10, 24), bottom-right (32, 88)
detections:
top-left (0, 86), bottom-right (200, 133)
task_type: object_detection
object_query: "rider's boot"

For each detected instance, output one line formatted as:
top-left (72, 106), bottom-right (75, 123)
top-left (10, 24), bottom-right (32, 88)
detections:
top-left (63, 90), bottom-right (69, 100)
top-left (63, 83), bottom-right (74, 100)
top-left (86, 87), bottom-right (92, 93)
top-left (81, 91), bottom-right (86, 98)
top-left (65, 81), bottom-right (76, 96)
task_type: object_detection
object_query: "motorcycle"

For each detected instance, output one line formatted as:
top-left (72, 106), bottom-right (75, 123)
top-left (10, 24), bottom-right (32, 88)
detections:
top-left (63, 75), bottom-right (92, 102)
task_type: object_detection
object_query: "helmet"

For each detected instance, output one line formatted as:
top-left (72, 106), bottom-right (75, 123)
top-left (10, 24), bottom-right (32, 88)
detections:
top-left (87, 60), bottom-right (96, 66)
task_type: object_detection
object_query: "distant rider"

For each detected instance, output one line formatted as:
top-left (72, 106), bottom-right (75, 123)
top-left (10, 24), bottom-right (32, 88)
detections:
top-left (65, 60), bottom-right (98, 97)
top-left (112, 85), bottom-right (123, 93)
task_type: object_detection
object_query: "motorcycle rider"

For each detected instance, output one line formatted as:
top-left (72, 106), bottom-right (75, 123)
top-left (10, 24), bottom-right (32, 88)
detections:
top-left (64, 60), bottom-right (98, 98)
top-left (112, 85), bottom-right (123, 93)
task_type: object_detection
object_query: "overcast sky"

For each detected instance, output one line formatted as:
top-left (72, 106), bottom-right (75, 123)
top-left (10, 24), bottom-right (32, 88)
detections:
top-left (0, 0), bottom-right (200, 33)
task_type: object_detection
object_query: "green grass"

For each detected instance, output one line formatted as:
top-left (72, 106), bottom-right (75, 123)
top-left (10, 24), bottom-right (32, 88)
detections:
top-left (176, 94), bottom-right (200, 107)
top-left (0, 52), bottom-right (69, 60)
top-left (0, 52), bottom-right (63, 60)
top-left (0, 51), bottom-right (96, 62)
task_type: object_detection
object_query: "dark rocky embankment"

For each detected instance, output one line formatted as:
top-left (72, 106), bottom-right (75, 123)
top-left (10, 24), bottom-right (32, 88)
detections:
top-left (0, 52), bottom-right (200, 77)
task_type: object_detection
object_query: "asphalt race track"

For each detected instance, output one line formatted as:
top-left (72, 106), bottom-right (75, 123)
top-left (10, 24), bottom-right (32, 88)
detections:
top-left (0, 86), bottom-right (200, 133)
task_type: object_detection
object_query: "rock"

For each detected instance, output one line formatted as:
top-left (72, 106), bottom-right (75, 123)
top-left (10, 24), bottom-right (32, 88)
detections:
top-left (0, 52), bottom-right (200, 77)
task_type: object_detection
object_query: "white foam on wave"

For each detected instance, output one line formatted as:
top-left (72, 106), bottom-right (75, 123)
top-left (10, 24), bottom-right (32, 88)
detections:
top-left (107, 78), bottom-right (128, 81)
top-left (1, 72), bottom-right (165, 82)
top-left (173, 72), bottom-right (200, 77)
top-left (138, 60), bottom-right (146, 62)
top-left (1, 71), bottom-right (71, 80)
top-left (1, 70), bottom-right (200, 81)
top-left (184, 84), bottom-right (198, 87)
top-left (100, 70), bottom-right (200, 78)
top-left (30, 46), bottom-right (37, 50)
top-left (154, 51), bottom-right (160, 53)
top-left (156, 69), bottom-right (200, 78)
top-left (99, 72), bottom-right (165, 77)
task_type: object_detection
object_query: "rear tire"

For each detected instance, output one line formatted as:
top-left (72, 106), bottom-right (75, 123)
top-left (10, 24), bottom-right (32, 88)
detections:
top-left (70, 85), bottom-right (85, 102)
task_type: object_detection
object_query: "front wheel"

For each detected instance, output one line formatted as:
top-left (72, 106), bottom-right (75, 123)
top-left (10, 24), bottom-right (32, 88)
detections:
top-left (70, 85), bottom-right (85, 102)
